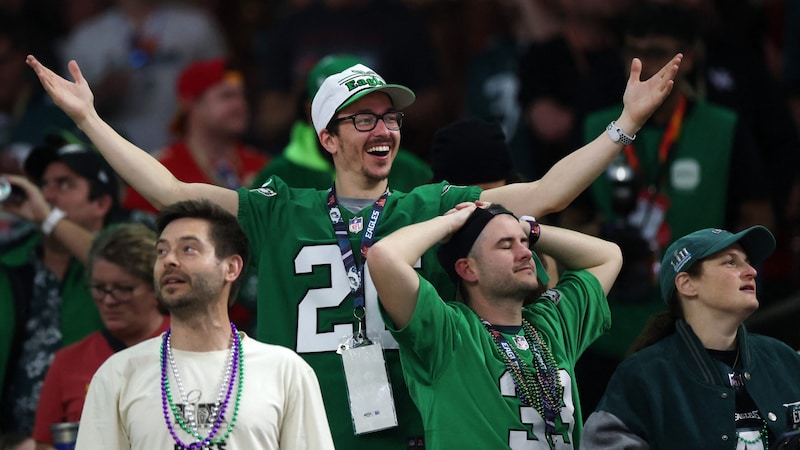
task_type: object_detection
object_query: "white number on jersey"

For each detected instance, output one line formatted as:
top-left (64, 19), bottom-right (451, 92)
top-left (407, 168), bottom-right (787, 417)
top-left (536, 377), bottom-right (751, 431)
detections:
top-left (295, 244), bottom-right (420, 353)
top-left (499, 369), bottom-right (576, 449)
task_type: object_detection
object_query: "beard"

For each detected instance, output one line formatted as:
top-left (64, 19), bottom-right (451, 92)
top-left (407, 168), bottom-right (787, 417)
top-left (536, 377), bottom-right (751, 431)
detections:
top-left (156, 270), bottom-right (221, 319)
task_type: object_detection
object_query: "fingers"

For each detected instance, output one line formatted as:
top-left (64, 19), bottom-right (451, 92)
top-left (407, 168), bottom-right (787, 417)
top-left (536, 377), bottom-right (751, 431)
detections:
top-left (68, 60), bottom-right (84, 83)
top-left (628, 57), bottom-right (642, 83)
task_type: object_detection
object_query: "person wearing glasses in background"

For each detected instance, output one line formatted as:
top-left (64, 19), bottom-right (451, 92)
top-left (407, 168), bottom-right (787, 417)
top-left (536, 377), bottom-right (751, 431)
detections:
top-left (32, 223), bottom-right (168, 449)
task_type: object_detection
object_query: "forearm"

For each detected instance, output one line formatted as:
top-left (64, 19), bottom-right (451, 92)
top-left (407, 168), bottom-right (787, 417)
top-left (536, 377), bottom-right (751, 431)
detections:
top-left (372, 215), bottom-right (451, 267)
top-left (49, 219), bottom-right (95, 265)
top-left (77, 113), bottom-right (239, 212)
top-left (76, 113), bottom-right (184, 209)
top-left (487, 132), bottom-right (623, 216)
top-left (533, 224), bottom-right (621, 294)
top-left (369, 215), bottom-right (454, 329)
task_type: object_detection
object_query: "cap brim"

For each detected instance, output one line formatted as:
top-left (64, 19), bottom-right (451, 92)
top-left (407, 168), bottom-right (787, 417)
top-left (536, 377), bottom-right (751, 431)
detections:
top-left (699, 225), bottom-right (776, 265)
top-left (338, 84), bottom-right (416, 112)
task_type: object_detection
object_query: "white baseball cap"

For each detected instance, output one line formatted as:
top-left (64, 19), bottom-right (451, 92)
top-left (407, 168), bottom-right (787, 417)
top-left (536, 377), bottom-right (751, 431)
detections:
top-left (310, 63), bottom-right (416, 137)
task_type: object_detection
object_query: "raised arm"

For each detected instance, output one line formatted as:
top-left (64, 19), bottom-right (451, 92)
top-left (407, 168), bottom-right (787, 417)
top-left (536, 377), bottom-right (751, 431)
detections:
top-left (367, 203), bottom-right (478, 329)
top-left (25, 56), bottom-right (238, 214)
top-left (481, 54), bottom-right (683, 217)
top-left (531, 223), bottom-right (622, 295)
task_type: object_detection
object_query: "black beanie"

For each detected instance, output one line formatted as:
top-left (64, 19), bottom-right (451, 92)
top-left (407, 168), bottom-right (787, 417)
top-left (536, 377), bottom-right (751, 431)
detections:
top-left (431, 118), bottom-right (513, 185)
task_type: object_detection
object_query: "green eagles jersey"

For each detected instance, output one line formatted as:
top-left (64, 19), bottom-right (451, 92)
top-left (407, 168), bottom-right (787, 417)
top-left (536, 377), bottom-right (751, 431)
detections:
top-left (237, 177), bottom-right (481, 449)
top-left (387, 270), bottom-right (609, 450)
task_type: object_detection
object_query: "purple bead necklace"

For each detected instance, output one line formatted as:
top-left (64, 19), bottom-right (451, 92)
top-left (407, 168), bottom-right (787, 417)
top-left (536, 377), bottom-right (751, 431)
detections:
top-left (160, 322), bottom-right (243, 449)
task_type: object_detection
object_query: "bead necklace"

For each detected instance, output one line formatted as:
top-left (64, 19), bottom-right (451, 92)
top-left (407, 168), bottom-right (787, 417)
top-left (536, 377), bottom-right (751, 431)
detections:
top-left (166, 330), bottom-right (235, 434)
top-left (483, 318), bottom-right (563, 434)
top-left (160, 323), bottom-right (244, 449)
top-left (737, 421), bottom-right (769, 448)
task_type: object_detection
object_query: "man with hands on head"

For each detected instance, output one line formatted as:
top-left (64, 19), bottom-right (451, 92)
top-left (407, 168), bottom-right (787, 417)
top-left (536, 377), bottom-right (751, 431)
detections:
top-left (367, 201), bottom-right (622, 449)
top-left (25, 53), bottom-right (678, 449)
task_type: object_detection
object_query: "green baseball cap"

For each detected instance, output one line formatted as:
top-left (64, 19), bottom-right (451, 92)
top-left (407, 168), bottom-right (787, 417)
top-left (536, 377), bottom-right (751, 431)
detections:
top-left (306, 54), bottom-right (363, 100)
top-left (659, 226), bottom-right (775, 303)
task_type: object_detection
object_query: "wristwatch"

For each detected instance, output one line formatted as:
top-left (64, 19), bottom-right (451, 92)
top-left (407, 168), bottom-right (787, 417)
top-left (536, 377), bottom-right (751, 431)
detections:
top-left (520, 215), bottom-right (540, 247)
top-left (606, 121), bottom-right (636, 146)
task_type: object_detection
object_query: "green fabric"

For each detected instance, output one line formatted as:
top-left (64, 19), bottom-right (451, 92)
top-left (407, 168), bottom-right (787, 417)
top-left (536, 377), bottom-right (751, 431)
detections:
top-left (586, 101), bottom-right (736, 242)
top-left (387, 270), bottom-right (609, 449)
top-left (251, 121), bottom-right (433, 193)
top-left (584, 101), bottom-right (737, 359)
top-left (284, 121), bottom-right (332, 172)
top-left (237, 178), bottom-right (481, 449)
top-left (0, 234), bottom-right (102, 390)
top-left (595, 321), bottom-right (800, 449)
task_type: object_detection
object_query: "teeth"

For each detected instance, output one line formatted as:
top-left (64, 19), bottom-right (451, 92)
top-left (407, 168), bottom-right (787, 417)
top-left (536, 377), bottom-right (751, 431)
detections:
top-left (367, 145), bottom-right (390, 153)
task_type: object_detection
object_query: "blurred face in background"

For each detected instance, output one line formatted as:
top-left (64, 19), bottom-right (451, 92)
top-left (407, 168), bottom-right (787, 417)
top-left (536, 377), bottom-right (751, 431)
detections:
top-left (191, 76), bottom-right (249, 138)
top-left (90, 258), bottom-right (162, 345)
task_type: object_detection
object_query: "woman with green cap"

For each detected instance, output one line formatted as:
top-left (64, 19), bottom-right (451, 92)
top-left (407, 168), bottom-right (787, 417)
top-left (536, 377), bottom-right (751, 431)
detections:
top-left (582, 226), bottom-right (800, 449)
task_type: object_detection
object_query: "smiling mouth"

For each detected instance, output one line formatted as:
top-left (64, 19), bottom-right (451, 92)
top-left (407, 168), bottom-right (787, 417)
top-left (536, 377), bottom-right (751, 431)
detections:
top-left (366, 144), bottom-right (391, 157)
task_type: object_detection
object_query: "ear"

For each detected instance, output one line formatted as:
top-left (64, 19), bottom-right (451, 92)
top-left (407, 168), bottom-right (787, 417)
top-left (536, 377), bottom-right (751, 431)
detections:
top-left (674, 272), bottom-right (697, 299)
top-left (455, 257), bottom-right (478, 283)
top-left (92, 194), bottom-right (113, 218)
top-left (319, 129), bottom-right (338, 156)
top-left (223, 254), bottom-right (244, 283)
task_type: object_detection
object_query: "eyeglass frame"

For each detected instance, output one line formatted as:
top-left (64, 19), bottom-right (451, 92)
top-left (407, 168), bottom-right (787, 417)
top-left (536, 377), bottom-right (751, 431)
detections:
top-left (89, 283), bottom-right (144, 302)
top-left (331, 111), bottom-right (404, 132)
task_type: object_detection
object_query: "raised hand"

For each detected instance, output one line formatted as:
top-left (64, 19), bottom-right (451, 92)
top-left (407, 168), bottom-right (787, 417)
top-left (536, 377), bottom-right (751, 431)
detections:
top-left (26, 56), bottom-right (96, 125)
top-left (620, 54), bottom-right (683, 130)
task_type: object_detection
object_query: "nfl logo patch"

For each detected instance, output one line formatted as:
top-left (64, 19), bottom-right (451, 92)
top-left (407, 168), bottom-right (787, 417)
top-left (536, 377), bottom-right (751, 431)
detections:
top-left (349, 217), bottom-right (363, 233)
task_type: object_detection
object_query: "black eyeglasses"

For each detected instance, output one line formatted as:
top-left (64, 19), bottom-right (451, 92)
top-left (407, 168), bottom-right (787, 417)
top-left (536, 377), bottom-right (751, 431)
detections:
top-left (90, 284), bottom-right (139, 302)
top-left (334, 112), bottom-right (404, 132)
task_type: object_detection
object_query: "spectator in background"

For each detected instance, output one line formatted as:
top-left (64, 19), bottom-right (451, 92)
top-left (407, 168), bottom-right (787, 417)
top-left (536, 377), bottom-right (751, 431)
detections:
top-left (250, 54), bottom-right (431, 192)
top-left (56, 0), bottom-right (228, 153)
top-left (32, 223), bottom-right (168, 448)
top-left (122, 57), bottom-right (269, 333)
top-left (516, 0), bottom-right (631, 184)
top-left (251, 0), bottom-right (444, 159)
top-left (0, 14), bottom-right (80, 248)
top-left (582, 226), bottom-right (800, 449)
top-left (569, 2), bottom-right (774, 419)
top-left (124, 58), bottom-right (268, 214)
top-left (0, 135), bottom-right (123, 435)
top-left (656, 0), bottom-right (800, 305)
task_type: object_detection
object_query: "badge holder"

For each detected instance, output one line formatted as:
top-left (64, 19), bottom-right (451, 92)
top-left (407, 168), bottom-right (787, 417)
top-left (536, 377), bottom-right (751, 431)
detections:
top-left (337, 309), bottom-right (398, 434)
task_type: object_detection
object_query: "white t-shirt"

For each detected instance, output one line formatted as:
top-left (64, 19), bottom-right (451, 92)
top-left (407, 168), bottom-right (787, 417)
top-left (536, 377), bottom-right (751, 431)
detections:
top-left (75, 333), bottom-right (334, 449)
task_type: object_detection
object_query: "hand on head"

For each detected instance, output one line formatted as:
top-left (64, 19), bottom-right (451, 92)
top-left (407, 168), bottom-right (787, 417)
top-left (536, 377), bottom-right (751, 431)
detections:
top-left (441, 202), bottom-right (483, 243)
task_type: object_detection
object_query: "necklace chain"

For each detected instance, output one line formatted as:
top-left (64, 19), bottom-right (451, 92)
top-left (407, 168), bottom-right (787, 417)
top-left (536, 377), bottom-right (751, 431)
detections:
top-left (166, 330), bottom-right (235, 433)
top-left (160, 323), bottom-right (244, 449)
top-left (485, 319), bottom-right (563, 424)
